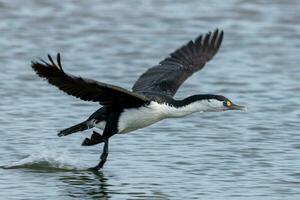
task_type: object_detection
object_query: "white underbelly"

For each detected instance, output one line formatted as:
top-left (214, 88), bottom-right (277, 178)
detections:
top-left (92, 101), bottom-right (199, 134)
top-left (93, 109), bottom-right (163, 134)
top-left (117, 104), bottom-right (165, 134)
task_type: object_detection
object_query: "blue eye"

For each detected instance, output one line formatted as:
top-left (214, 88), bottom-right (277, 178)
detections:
top-left (223, 101), bottom-right (227, 107)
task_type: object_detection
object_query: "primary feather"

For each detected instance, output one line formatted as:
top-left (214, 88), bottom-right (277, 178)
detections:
top-left (132, 29), bottom-right (223, 97)
top-left (31, 54), bottom-right (149, 108)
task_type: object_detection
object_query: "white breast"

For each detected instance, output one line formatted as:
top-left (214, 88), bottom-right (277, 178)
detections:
top-left (117, 102), bottom-right (167, 133)
top-left (98, 100), bottom-right (211, 134)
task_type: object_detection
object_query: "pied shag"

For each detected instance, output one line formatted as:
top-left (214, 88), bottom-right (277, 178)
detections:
top-left (32, 29), bottom-right (246, 170)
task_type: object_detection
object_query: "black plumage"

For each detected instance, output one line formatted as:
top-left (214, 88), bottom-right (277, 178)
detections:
top-left (32, 54), bottom-right (149, 108)
top-left (32, 30), bottom-right (223, 107)
top-left (30, 29), bottom-right (240, 171)
top-left (132, 29), bottom-right (223, 97)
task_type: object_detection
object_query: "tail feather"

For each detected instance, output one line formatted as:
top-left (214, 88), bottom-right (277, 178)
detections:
top-left (58, 121), bottom-right (91, 137)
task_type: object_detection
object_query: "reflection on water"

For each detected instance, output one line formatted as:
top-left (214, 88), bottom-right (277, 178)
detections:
top-left (60, 171), bottom-right (110, 199)
top-left (1, 0), bottom-right (300, 199)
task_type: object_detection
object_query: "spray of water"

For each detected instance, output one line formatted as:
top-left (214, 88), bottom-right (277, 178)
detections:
top-left (2, 149), bottom-right (83, 171)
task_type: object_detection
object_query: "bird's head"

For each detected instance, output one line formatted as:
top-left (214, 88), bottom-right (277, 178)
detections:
top-left (199, 95), bottom-right (246, 112)
top-left (181, 94), bottom-right (246, 112)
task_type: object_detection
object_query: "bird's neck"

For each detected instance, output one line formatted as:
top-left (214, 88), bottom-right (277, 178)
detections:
top-left (162, 96), bottom-right (215, 118)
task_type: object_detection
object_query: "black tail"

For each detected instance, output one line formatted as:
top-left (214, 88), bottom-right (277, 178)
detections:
top-left (58, 121), bottom-right (91, 137)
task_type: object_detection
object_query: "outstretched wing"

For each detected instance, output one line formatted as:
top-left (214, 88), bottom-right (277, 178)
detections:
top-left (132, 29), bottom-right (223, 97)
top-left (32, 53), bottom-right (148, 108)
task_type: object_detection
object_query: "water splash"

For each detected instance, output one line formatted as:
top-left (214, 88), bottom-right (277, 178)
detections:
top-left (2, 150), bottom-right (81, 172)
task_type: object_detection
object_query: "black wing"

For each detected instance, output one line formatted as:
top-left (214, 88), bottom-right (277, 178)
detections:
top-left (132, 29), bottom-right (223, 97)
top-left (32, 53), bottom-right (148, 108)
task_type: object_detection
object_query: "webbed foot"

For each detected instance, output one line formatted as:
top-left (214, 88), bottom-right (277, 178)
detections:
top-left (82, 131), bottom-right (105, 146)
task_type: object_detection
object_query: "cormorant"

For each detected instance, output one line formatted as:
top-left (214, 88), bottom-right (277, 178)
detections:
top-left (32, 29), bottom-right (246, 170)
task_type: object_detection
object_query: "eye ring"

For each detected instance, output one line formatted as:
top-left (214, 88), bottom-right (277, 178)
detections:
top-left (223, 101), bottom-right (227, 107)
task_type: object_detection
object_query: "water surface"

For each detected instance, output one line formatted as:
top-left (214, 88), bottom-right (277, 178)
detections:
top-left (1, 0), bottom-right (300, 199)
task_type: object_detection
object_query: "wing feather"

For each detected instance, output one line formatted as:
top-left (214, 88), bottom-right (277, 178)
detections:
top-left (32, 53), bottom-right (148, 108)
top-left (132, 29), bottom-right (224, 96)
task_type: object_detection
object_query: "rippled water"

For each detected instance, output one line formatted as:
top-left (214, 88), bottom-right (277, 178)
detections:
top-left (1, 0), bottom-right (300, 199)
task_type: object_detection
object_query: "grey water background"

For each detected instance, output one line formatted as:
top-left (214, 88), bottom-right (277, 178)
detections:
top-left (1, 0), bottom-right (300, 199)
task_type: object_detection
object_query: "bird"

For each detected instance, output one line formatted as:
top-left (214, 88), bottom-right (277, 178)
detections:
top-left (31, 29), bottom-right (246, 171)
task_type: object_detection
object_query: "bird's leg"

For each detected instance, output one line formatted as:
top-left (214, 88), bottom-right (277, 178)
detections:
top-left (89, 139), bottom-right (109, 171)
top-left (82, 131), bottom-right (105, 146)
top-left (88, 111), bottom-right (118, 171)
